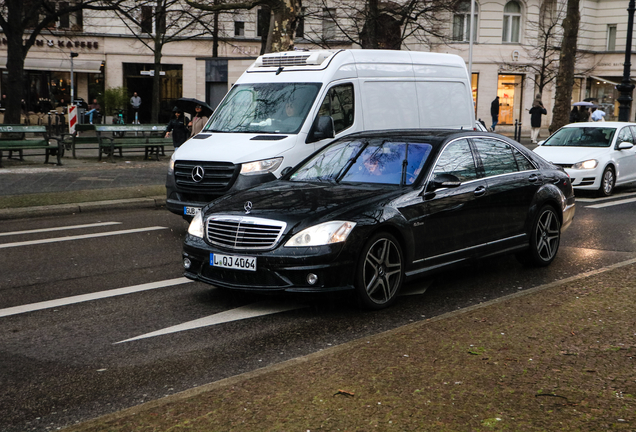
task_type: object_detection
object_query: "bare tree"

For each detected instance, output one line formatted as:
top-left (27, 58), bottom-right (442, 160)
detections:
top-left (549, 0), bottom-right (579, 133)
top-left (301, 0), bottom-right (457, 50)
top-left (113, 0), bottom-right (219, 123)
top-left (186, 0), bottom-right (301, 52)
top-left (0, 0), bottom-right (122, 124)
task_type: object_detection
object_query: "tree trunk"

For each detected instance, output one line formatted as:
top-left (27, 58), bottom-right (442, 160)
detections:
top-left (549, 0), bottom-right (580, 133)
top-left (4, 0), bottom-right (28, 124)
top-left (266, 0), bottom-right (300, 52)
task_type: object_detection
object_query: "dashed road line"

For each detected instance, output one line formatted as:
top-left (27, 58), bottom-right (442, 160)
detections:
top-left (0, 277), bottom-right (192, 318)
top-left (0, 222), bottom-right (122, 237)
top-left (586, 197), bottom-right (636, 209)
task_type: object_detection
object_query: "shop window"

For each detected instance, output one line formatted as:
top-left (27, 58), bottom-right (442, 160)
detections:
top-left (471, 72), bottom-right (478, 115)
top-left (502, 1), bottom-right (521, 43)
top-left (607, 25), bottom-right (617, 51)
top-left (497, 74), bottom-right (523, 125)
top-left (453, 1), bottom-right (479, 42)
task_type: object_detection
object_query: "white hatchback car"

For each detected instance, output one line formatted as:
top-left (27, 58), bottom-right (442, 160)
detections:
top-left (533, 122), bottom-right (636, 196)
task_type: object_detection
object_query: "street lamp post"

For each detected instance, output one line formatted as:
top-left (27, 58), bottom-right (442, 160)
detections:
top-left (617, 0), bottom-right (635, 122)
top-left (70, 51), bottom-right (78, 104)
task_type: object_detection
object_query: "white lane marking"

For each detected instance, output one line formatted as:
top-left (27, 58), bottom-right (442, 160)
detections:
top-left (0, 222), bottom-right (122, 237)
top-left (0, 277), bottom-right (192, 318)
top-left (586, 197), bottom-right (636, 209)
top-left (577, 191), bottom-right (636, 203)
top-left (116, 301), bottom-right (306, 344)
top-left (0, 226), bottom-right (168, 249)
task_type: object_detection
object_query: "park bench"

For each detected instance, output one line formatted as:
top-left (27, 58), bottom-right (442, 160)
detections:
top-left (0, 125), bottom-right (62, 168)
top-left (61, 124), bottom-right (98, 159)
top-left (95, 124), bottom-right (171, 162)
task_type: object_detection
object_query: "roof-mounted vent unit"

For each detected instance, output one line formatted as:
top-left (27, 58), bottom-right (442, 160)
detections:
top-left (253, 50), bottom-right (336, 68)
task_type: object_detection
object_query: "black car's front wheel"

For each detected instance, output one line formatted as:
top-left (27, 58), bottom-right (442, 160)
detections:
top-left (517, 205), bottom-right (561, 267)
top-left (355, 232), bottom-right (404, 310)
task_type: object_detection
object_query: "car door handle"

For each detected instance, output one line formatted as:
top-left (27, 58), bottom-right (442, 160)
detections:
top-left (474, 185), bottom-right (487, 197)
top-left (528, 174), bottom-right (540, 183)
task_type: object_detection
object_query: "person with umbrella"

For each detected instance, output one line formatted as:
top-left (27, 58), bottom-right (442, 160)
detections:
top-left (165, 106), bottom-right (189, 149)
top-left (189, 104), bottom-right (209, 137)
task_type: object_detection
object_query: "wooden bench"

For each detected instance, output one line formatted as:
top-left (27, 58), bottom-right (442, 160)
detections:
top-left (61, 124), bottom-right (98, 159)
top-left (0, 125), bottom-right (62, 168)
top-left (95, 124), bottom-right (171, 162)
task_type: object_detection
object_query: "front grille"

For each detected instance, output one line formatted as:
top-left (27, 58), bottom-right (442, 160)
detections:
top-left (555, 163), bottom-right (573, 169)
top-left (206, 216), bottom-right (286, 250)
top-left (174, 160), bottom-right (239, 193)
top-left (261, 55), bottom-right (310, 67)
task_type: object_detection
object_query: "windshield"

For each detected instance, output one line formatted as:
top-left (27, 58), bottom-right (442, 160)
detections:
top-left (205, 83), bottom-right (321, 134)
top-left (543, 127), bottom-right (616, 148)
top-left (290, 139), bottom-right (433, 186)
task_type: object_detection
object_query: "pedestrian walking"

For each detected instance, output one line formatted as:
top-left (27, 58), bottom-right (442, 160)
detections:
top-left (591, 107), bottom-right (606, 122)
top-left (189, 104), bottom-right (209, 137)
top-left (165, 106), bottom-right (189, 149)
top-left (569, 106), bottom-right (579, 123)
top-left (578, 106), bottom-right (590, 122)
top-left (490, 96), bottom-right (500, 132)
top-left (529, 94), bottom-right (547, 144)
top-left (130, 91), bottom-right (141, 123)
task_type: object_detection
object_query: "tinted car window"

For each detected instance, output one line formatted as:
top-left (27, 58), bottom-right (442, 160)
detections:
top-left (512, 147), bottom-right (535, 171)
top-left (433, 139), bottom-right (478, 181)
top-left (291, 140), bottom-right (365, 182)
top-left (617, 127), bottom-right (634, 147)
top-left (472, 138), bottom-right (517, 177)
top-left (542, 127), bottom-right (616, 148)
top-left (317, 84), bottom-right (354, 134)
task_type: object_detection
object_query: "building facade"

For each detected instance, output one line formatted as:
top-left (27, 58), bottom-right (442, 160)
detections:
top-left (0, 0), bottom-right (634, 128)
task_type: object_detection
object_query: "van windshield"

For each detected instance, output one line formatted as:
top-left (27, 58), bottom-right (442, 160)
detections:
top-left (205, 83), bottom-right (322, 134)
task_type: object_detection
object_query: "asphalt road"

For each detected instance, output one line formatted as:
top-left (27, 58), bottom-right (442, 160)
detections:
top-left (2, 188), bottom-right (636, 432)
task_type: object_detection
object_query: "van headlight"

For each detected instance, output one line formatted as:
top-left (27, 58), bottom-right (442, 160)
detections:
top-left (168, 152), bottom-right (177, 175)
top-left (240, 157), bottom-right (283, 176)
top-left (188, 211), bottom-right (204, 238)
top-left (285, 221), bottom-right (356, 247)
top-left (572, 159), bottom-right (598, 170)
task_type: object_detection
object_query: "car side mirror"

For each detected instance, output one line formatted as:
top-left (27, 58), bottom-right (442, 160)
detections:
top-left (427, 173), bottom-right (462, 191)
top-left (306, 116), bottom-right (335, 143)
top-left (618, 141), bottom-right (634, 150)
top-left (280, 166), bottom-right (293, 177)
top-left (537, 140), bottom-right (545, 146)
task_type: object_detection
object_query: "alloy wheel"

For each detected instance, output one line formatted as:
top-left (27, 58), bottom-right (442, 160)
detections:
top-left (535, 208), bottom-right (560, 262)
top-left (362, 236), bottom-right (403, 306)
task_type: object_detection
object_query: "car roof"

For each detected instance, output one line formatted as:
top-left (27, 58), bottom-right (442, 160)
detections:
top-left (338, 128), bottom-right (499, 142)
top-left (562, 121), bottom-right (632, 128)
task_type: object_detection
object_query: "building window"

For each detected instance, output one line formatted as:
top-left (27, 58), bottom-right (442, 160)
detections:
top-left (453, 1), bottom-right (478, 42)
top-left (235, 21), bottom-right (245, 37)
top-left (141, 6), bottom-right (153, 33)
top-left (607, 24), bottom-right (617, 51)
top-left (257, 8), bottom-right (270, 38)
top-left (502, 1), bottom-right (521, 43)
top-left (296, 7), bottom-right (305, 38)
top-left (323, 8), bottom-right (337, 40)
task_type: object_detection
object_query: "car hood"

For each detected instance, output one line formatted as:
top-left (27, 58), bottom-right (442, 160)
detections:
top-left (174, 133), bottom-right (296, 163)
top-left (202, 181), bottom-right (405, 230)
top-left (533, 145), bottom-right (610, 164)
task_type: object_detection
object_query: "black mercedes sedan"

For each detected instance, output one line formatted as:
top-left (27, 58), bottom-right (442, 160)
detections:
top-left (182, 130), bottom-right (575, 309)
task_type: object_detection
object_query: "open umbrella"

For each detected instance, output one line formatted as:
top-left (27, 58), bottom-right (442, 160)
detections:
top-left (174, 98), bottom-right (213, 117)
top-left (572, 101), bottom-right (596, 107)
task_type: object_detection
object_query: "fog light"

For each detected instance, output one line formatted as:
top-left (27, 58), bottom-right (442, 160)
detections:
top-left (183, 258), bottom-right (192, 269)
top-left (307, 273), bottom-right (318, 285)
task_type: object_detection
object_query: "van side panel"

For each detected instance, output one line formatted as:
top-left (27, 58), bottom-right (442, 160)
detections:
top-left (361, 81), bottom-right (420, 129)
top-left (416, 81), bottom-right (473, 128)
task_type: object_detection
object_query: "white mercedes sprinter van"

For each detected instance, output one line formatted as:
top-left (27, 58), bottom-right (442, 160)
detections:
top-left (166, 49), bottom-right (475, 217)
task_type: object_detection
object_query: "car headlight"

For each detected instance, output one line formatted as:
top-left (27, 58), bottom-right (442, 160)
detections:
top-left (168, 152), bottom-right (176, 175)
top-left (572, 159), bottom-right (598, 170)
top-left (188, 211), bottom-right (204, 238)
top-left (240, 157), bottom-right (283, 176)
top-left (285, 221), bottom-right (356, 247)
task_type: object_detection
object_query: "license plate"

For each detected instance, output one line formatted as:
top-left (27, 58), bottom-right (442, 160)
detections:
top-left (210, 253), bottom-right (257, 271)
top-left (184, 206), bottom-right (200, 216)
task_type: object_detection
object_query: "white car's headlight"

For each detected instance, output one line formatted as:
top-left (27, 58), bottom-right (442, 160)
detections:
top-left (188, 211), bottom-right (204, 238)
top-left (285, 221), bottom-right (356, 247)
top-left (168, 152), bottom-right (176, 175)
top-left (240, 157), bottom-right (283, 176)
top-left (572, 159), bottom-right (598, 170)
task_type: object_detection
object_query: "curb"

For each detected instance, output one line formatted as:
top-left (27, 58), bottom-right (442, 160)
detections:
top-left (0, 196), bottom-right (166, 220)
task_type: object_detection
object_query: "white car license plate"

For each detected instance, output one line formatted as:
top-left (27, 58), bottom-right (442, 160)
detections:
top-left (184, 206), bottom-right (200, 216)
top-left (210, 253), bottom-right (257, 271)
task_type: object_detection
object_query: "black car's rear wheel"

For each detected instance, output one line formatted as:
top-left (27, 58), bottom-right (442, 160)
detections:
top-left (517, 205), bottom-right (561, 267)
top-left (355, 232), bottom-right (404, 309)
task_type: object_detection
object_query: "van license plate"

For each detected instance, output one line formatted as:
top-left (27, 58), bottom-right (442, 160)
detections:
top-left (184, 206), bottom-right (200, 216)
top-left (210, 253), bottom-right (257, 271)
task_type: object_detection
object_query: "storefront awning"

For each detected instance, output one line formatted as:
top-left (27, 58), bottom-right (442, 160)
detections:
top-left (589, 75), bottom-right (620, 86)
top-left (0, 57), bottom-right (103, 73)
